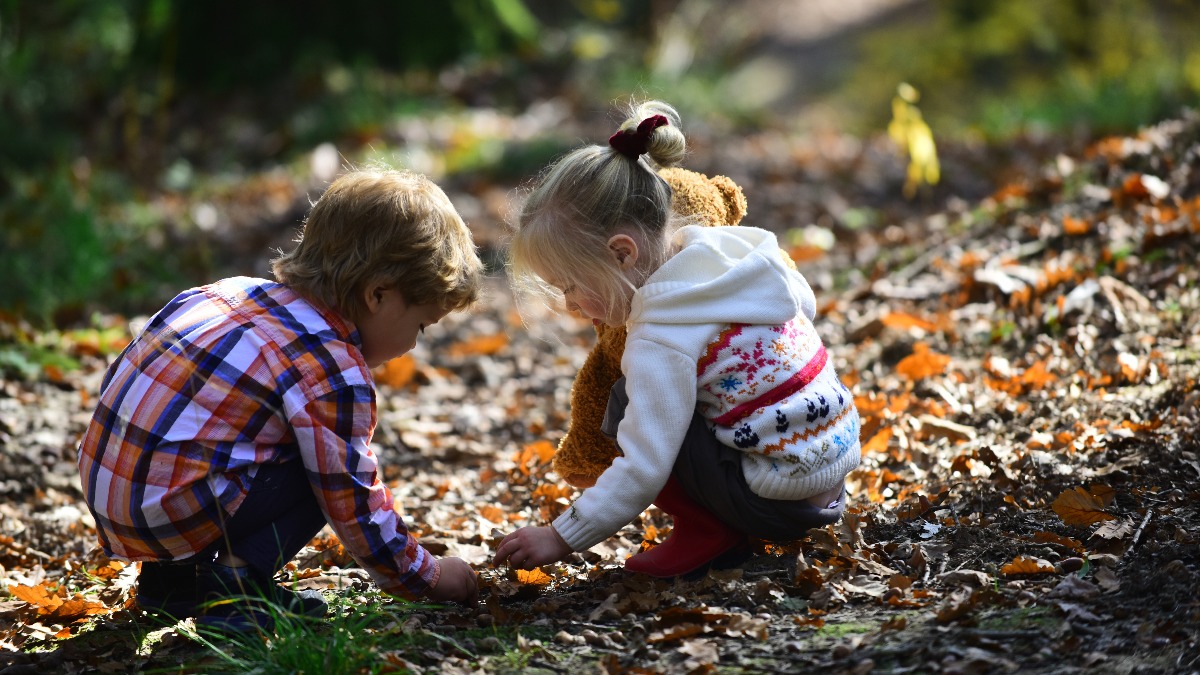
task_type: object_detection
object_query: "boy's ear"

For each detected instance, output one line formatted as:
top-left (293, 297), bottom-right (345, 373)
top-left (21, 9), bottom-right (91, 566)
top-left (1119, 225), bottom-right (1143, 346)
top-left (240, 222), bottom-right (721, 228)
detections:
top-left (607, 234), bottom-right (639, 271)
top-left (363, 283), bottom-right (388, 315)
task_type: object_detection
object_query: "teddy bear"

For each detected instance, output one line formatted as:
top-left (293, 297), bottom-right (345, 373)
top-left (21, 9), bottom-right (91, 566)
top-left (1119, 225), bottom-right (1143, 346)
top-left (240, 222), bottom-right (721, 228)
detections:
top-left (552, 166), bottom-right (756, 488)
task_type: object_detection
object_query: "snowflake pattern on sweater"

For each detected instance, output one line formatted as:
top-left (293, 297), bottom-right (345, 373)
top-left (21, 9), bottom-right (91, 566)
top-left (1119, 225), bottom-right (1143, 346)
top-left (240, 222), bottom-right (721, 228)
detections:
top-left (696, 315), bottom-right (860, 500)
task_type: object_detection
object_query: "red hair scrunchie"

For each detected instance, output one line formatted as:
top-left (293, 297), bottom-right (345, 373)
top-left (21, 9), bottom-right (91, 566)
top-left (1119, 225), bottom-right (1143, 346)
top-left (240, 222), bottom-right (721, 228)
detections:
top-left (607, 115), bottom-right (669, 160)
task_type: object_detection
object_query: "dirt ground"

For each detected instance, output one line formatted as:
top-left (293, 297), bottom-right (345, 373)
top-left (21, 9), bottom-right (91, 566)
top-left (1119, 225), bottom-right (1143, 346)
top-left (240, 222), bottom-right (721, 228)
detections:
top-left (2, 104), bottom-right (1200, 673)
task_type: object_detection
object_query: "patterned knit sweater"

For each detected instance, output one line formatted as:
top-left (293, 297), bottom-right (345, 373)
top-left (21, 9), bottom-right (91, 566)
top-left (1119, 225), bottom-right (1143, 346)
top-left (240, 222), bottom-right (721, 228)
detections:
top-left (553, 226), bottom-right (861, 552)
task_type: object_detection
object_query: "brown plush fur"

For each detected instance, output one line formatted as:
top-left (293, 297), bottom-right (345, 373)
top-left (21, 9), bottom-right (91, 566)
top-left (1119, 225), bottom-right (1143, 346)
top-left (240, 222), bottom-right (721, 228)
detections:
top-left (552, 167), bottom-right (751, 487)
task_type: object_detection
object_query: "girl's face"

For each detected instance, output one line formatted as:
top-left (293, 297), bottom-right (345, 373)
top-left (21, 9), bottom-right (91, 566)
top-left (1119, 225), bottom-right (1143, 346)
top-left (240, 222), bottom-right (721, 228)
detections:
top-left (534, 232), bottom-right (641, 327)
top-left (559, 281), bottom-right (614, 326)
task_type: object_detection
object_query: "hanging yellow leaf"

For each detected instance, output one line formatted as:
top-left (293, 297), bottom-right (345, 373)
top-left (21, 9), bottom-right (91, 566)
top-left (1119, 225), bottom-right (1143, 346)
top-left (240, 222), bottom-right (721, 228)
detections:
top-left (1000, 556), bottom-right (1055, 576)
top-left (1052, 487), bottom-right (1116, 526)
top-left (888, 82), bottom-right (940, 199)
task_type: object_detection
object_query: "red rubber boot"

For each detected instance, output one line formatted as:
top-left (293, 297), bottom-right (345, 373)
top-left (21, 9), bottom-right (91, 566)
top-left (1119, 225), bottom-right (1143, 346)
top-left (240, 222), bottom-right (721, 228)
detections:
top-left (624, 476), bottom-right (745, 577)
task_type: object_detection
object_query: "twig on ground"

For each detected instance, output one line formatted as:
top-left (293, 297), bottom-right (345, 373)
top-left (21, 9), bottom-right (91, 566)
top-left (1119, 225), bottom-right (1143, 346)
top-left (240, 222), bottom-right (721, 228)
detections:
top-left (1129, 508), bottom-right (1154, 551)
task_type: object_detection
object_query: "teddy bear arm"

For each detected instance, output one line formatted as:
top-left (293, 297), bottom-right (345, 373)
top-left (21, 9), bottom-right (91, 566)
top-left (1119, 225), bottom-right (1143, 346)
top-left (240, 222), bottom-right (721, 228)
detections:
top-left (553, 329), bottom-right (627, 486)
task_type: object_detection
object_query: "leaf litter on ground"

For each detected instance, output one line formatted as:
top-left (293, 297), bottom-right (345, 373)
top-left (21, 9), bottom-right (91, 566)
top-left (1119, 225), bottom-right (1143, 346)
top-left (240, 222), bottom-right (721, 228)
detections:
top-left (2, 110), bottom-right (1200, 673)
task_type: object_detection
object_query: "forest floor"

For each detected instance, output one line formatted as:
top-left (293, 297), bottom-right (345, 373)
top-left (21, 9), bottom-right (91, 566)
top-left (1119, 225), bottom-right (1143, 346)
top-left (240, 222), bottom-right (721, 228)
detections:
top-left (2, 106), bottom-right (1199, 673)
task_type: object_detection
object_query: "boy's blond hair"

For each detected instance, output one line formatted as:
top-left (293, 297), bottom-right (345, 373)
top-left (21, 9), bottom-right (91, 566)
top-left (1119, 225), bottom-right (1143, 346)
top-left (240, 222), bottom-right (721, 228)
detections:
top-left (273, 170), bottom-right (482, 324)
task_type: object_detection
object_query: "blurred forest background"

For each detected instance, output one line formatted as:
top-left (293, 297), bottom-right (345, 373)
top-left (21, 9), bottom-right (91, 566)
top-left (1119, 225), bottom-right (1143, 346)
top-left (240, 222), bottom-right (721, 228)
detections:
top-left (2, 0), bottom-right (1199, 335)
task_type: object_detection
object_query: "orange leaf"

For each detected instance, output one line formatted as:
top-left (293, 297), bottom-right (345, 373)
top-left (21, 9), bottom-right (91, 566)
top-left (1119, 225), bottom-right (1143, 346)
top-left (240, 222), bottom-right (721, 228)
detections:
top-left (990, 183), bottom-right (1029, 203)
top-left (1000, 556), bottom-right (1055, 576)
top-left (1062, 216), bottom-right (1091, 236)
top-left (1052, 487), bottom-right (1116, 526)
top-left (44, 595), bottom-right (108, 622)
top-left (881, 312), bottom-right (938, 333)
top-left (448, 333), bottom-right (509, 357)
top-left (8, 583), bottom-right (61, 610)
top-left (515, 568), bottom-right (553, 585)
top-left (950, 454), bottom-right (973, 474)
top-left (787, 245), bottom-right (826, 263)
top-left (516, 440), bottom-right (556, 466)
top-left (374, 354), bottom-right (416, 388)
top-left (531, 483), bottom-right (573, 501)
top-left (862, 428), bottom-right (892, 454)
top-left (479, 505), bottom-right (506, 523)
top-left (895, 343), bottom-right (951, 381)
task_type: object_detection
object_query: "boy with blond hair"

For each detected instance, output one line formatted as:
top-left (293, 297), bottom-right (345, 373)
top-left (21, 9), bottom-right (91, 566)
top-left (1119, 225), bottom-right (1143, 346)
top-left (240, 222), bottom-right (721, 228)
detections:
top-left (78, 170), bottom-right (482, 631)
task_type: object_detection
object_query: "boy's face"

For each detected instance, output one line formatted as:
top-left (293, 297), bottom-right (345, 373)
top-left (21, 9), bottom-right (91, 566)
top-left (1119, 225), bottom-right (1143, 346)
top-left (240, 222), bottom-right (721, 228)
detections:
top-left (357, 286), bottom-right (449, 368)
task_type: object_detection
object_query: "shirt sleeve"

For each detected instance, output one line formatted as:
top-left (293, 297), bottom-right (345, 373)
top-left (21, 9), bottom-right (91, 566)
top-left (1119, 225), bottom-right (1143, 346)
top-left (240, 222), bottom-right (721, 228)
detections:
top-left (290, 383), bottom-right (441, 599)
top-left (552, 338), bottom-right (698, 551)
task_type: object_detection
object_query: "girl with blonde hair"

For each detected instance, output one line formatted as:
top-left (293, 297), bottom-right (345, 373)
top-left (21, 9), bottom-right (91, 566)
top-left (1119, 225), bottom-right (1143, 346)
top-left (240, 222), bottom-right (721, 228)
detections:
top-left (495, 101), bottom-right (861, 577)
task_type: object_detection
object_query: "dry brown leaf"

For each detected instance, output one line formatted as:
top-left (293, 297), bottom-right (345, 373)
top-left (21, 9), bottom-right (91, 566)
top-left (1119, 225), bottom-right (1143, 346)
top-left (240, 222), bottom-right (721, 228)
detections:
top-left (1000, 556), bottom-right (1056, 576)
top-left (1091, 518), bottom-right (1134, 541)
top-left (1032, 531), bottom-right (1086, 553)
top-left (1052, 487), bottom-right (1116, 526)
top-left (1088, 484), bottom-right (1116, 507)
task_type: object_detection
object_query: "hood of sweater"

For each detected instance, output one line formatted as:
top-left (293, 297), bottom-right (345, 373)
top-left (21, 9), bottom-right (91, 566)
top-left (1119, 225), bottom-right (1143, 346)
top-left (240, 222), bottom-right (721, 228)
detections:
top-left (629, 225), bottom-right (816, 328)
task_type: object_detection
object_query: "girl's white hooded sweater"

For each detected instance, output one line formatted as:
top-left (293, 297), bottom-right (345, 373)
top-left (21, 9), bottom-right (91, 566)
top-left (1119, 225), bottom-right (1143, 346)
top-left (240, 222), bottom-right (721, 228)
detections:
top-left (553, 225), bottom-right (861, 551)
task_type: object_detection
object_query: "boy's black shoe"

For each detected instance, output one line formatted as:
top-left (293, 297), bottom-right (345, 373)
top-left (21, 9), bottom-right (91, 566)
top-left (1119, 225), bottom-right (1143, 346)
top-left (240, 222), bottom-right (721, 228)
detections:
top-left (196, 563), bottom-right (328, 633)
top-left (134, 561), bottom-right (201, 619)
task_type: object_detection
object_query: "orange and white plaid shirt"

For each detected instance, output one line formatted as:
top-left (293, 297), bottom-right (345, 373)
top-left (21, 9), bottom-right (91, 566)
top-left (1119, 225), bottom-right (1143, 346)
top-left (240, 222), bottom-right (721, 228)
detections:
top-left (77, 277), bottom-right (440, 599)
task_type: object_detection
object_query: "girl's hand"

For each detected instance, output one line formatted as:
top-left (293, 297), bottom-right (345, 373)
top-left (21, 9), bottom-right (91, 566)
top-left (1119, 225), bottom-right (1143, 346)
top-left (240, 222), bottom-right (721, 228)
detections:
top-left (494, 526), bottom-right (572, 569)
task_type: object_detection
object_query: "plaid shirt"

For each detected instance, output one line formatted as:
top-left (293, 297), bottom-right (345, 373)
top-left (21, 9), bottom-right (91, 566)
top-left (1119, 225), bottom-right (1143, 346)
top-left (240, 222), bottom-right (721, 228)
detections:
top-left (77, 277), bottom-right (440, 599)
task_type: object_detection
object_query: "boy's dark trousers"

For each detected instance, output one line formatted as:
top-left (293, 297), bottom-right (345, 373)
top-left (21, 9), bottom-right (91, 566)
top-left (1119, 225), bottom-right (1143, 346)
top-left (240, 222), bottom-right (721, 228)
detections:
top-left (137, 459), bottom-right (327, 616)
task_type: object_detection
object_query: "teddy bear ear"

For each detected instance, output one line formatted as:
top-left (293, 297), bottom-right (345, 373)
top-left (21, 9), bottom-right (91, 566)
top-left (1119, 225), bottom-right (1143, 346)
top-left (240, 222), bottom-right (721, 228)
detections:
top-left (707, 174), bottom-right (748, 226)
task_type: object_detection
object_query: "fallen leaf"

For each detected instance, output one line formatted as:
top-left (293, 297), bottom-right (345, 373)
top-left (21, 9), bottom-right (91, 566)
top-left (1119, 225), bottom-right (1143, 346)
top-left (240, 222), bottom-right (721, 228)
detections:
top-left (448, 332), bottom-right (509, 357)
top-left (1052, 486), bottom-right (1116, 526)
top-left (373, 354), bottom-right (416, 388)
top-left (1062, 215), bottom-right (1091, 235)
top-left (479, 505), bottom-right (506, 523)
top-left (515, 568), bottom-right (553, 585)
top-left (896, 343), bottom-right (951, 381)
top-left (1090, 518), bottom-right (1134, 541)
top-left (1000, 556), bottom-right (1055, 576)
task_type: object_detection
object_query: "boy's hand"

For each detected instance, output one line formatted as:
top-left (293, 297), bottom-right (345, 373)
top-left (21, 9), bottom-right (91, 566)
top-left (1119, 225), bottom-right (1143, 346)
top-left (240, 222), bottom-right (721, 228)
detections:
top-left (427, 557), bottom-right (478, 605)
top-left (494, 526), bottom-right (572, 569)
